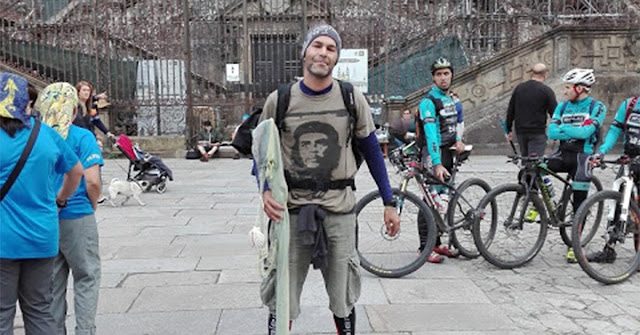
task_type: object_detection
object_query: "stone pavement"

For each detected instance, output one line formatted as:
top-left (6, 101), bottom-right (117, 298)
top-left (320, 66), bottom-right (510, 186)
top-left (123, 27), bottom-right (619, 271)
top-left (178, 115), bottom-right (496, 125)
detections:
top-left (13, 156), bottom-right (640, 334)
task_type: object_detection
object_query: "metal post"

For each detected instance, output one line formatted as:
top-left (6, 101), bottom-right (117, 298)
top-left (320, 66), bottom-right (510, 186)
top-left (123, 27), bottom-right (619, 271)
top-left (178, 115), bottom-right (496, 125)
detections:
top-left (301, 0), bottom-right (307, 44)
top-left (243, 0), bottom-right (250, 113)
top-left (183, 0), bottom-right (194, 147)
top-left (153, 60), bottom-right (161, 135)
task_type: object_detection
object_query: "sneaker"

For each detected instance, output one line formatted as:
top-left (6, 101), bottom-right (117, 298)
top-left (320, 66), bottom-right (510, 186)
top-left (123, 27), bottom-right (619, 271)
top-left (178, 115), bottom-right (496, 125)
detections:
top-left (427, 251), bottom-right (445, 263)
top-left (97, 196), bottom-right (106, 205)
top-left (566, 247), bottom-right (577, 264)
top-left (587, 248), bottom-right (617, 263)
top-left (200, 155), bottom-right (209, 162)
top-left (525, 206), bottom-right (539, 222)
top-left (433, 245), bottom-right (459, 258)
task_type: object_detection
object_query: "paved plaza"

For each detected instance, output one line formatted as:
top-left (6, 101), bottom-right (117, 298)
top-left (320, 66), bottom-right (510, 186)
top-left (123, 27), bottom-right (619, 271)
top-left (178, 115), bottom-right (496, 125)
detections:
top-left (13, 156), bottom-right (640, 334)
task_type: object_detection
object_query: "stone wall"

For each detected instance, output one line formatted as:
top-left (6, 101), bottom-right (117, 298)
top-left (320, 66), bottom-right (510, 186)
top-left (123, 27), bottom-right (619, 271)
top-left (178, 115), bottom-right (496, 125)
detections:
top-left (393, 25), bottom-right (640, 154)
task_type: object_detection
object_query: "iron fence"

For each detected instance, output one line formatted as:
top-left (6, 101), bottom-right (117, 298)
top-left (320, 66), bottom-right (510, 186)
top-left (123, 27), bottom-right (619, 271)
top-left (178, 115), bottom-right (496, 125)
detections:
top-left (1, 0), bottom-right (637, 143)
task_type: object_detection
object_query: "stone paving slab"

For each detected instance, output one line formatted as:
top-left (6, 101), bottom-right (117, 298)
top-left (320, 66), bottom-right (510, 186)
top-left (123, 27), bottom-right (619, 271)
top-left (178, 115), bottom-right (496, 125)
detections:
top-left (101, 257), bottom-right (200, 274)
top-left (380, 279), bottom-right (491, 304)
top-left (216, 306), bottom-right (372, 335)
top-left (129, 283), bottom-right (263, 312)
top-left (94, 310), bottom-right (222, 335)
top-left (12, 157), bottom-right (640, 334)
top-left (121, 271), bottom-right (221, 288)
top-left (365, 304), bottom-right (516, 332)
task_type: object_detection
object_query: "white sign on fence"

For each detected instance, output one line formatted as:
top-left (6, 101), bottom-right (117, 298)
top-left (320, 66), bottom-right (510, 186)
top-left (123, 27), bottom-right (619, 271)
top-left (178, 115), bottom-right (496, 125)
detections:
top-left (226, 63), bottom-right (240, 82)
top-left (333, 49), bottom-right (368, 93)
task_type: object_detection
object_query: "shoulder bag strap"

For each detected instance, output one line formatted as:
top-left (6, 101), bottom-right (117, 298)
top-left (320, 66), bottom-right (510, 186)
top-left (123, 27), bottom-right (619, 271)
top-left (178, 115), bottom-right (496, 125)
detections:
top-left (0, 119), bottom-right (42, 202)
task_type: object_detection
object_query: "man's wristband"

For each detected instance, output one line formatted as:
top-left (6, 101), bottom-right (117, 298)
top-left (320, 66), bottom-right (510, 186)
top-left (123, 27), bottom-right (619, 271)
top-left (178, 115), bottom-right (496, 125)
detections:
top-left (383, 199), bottom-right (397, 208)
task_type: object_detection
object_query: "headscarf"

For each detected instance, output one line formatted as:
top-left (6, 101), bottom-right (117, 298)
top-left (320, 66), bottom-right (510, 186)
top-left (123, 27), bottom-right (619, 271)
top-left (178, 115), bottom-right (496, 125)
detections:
top-left (36, 82), bottom-right (78, 139)
top-left (0, 73), bottom-right (30, 127)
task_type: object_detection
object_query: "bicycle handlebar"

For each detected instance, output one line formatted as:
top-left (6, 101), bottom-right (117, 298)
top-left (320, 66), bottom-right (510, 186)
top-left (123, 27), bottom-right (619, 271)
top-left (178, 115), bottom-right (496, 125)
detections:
top-left (593, 155), bottom-right (640, 169)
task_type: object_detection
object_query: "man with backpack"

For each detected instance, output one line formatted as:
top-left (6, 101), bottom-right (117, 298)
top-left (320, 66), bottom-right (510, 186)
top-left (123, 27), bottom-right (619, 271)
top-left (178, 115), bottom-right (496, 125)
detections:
top-left (546, 68), bottom-right (606, 263)
top-left (416, 57), bottom-right (465, 263)
top-left (256, 24), bottom-right (399, 335)
top-left (589, 95), bottom-right (640, 263)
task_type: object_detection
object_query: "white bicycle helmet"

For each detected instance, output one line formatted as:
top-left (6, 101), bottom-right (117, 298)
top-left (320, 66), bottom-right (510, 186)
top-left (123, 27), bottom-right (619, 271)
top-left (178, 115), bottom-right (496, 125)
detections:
top-left (562, 68), bottom-right (595, 86)
top-left (431, 57), bottom-right (453, 74)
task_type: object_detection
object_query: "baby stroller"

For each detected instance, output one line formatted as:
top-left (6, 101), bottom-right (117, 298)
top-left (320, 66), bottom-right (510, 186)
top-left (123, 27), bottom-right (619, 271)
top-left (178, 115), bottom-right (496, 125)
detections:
top-left (115, 135), bottom-right (174, 193)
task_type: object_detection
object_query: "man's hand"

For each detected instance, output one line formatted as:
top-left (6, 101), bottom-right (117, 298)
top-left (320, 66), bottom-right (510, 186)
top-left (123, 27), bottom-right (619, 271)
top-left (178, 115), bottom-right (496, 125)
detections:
top-left (95, 92), bottom-right (108, 100)
top-left (434, 164), bottom-right (451, 182)
top-left (384, 206), bottom-right (400, 237)
top-left (505, 132), bottom-right (513, 142)
top-left (454, 140), bottom-right (465, 154)
top-left (263, 190), bottom-right (285, 222)
top-left (589, 153), bottom-right (604, 168)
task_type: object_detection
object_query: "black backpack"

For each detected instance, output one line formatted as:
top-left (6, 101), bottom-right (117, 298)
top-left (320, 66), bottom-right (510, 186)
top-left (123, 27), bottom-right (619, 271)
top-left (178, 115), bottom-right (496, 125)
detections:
top-left (231, 80), bottom-right (362, 167)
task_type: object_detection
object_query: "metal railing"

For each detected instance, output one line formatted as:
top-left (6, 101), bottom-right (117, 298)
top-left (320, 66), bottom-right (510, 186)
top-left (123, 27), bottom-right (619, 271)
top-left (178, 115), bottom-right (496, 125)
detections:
top-left (1, 0), bottom-right (637, 141)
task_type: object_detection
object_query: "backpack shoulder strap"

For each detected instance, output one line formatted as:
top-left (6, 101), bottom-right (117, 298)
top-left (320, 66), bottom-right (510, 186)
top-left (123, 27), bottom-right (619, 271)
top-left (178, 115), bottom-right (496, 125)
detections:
top-left (559, 101), bottom-right (569, 116)
top-left (338, 80), bottom-right (358, 144)
top-left (589, 99), bottom-right (597, 115)
top-left (425, 94), bottom-right (443, 113)
top-left (275, 82), bottom-right (294, 130)
top-left (624, 96), bottom-right (639, 124)
top-left (338, 80), bottom-right (356, 119)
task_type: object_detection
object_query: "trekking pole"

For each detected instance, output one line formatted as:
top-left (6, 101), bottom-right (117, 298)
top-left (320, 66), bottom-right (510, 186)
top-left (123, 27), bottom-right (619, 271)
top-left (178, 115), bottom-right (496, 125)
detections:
top-left (497, 115), bottom-right (519, 157)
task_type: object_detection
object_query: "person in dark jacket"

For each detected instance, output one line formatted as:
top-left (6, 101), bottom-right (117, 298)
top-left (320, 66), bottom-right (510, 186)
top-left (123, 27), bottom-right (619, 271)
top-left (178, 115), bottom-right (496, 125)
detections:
top-left (505, 63), bottom-right (558, 157)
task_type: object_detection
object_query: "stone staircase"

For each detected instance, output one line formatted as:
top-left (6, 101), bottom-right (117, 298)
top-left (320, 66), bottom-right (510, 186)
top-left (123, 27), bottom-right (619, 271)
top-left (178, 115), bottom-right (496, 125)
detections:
top-left (390, 25), bottom-right (640, 155)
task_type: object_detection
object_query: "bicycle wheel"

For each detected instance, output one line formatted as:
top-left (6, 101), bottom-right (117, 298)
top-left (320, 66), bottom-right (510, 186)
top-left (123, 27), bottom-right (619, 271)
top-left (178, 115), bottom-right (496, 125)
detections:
top-left (559, 176), bottom-right (603, 247)
top-left (356, 188), bottom-right (437, 278)
top-left (446, 178), bottom-right (495, 258)
top-left (473, 183), bottom-right (548, 269)
top-left (572, 190), bottom-right (640, 284)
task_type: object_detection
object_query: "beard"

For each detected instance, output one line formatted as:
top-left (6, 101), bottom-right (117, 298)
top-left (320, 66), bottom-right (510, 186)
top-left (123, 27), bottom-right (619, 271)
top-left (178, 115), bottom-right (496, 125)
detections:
top-left (305, 58), bottom-right (334, 79)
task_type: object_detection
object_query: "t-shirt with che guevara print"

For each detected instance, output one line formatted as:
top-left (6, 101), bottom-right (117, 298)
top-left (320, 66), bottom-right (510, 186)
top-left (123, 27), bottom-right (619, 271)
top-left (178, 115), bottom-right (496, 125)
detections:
top-left (259, 79), bottom-right (375, 213)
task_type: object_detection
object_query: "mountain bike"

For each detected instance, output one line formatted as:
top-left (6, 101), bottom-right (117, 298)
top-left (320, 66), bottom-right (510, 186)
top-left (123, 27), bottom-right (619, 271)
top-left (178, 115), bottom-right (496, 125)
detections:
top-left (472, 155), bottom-right (603, 269)
top-left (571, 155), bottom-right (640, 284)
top-left (355, 142), bottom-right (495, 278)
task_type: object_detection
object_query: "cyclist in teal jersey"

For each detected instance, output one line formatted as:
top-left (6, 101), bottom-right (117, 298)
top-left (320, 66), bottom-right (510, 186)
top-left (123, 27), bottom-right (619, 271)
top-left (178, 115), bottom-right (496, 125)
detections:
top-left (417, 57), bottom-right (465, 263)
top-left (590, 95), bottom-right (640, 263)
top-left (547, 68), bottom-right (607, 263)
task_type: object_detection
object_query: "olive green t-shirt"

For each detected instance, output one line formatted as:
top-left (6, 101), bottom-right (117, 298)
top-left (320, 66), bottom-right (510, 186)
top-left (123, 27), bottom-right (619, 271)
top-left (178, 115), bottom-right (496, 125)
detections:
top-left (259, 80), bottom-right (375, 213)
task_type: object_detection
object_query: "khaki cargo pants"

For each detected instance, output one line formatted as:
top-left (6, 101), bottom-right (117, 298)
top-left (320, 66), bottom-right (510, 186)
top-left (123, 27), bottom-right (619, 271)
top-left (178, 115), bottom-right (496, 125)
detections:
top-left (260, 212), bottom-right (361, 319)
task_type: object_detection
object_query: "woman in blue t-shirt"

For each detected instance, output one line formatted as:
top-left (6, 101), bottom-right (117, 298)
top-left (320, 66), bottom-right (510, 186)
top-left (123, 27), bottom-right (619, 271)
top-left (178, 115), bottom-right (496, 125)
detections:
top-left (39, 82), bottom-right (105, 335)
top-left (0, 73), bottom-right (83, 334)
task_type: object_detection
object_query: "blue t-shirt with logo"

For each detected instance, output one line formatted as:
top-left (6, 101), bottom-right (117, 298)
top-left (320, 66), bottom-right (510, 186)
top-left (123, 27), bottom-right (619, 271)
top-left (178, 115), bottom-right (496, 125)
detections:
top-left (0, 119), bottom-right (79, 259)
top-left (55, 125), bottom-right (104, 219)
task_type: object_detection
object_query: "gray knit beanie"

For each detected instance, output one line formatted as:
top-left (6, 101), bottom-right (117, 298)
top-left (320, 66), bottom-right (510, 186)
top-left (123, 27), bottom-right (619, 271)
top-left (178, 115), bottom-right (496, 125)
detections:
top-left (300, 24), bottom-right (342, 59)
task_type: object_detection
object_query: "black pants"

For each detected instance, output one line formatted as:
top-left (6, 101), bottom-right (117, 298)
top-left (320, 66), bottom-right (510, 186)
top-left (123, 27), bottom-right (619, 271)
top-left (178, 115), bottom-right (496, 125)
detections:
top-left (546, 150), bottom-right (592, 211)
top-left (418, 144), bottom-right (454, 249)
top-left (517, 133), bottom-right (547, 157)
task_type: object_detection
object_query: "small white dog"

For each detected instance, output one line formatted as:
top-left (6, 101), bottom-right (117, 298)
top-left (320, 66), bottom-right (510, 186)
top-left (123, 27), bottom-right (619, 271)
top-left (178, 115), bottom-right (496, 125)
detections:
top-left (107, 178), bottom-right (146, 207)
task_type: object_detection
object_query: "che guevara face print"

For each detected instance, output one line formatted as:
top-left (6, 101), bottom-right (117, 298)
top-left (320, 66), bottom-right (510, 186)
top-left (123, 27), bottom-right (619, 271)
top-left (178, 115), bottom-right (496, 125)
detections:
top-left (291, 121), bottom-right (341, 181)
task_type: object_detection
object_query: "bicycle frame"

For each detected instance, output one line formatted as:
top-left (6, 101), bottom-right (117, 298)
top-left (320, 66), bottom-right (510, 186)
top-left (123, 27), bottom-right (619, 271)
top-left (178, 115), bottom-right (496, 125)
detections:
top-left (396, 154), bottom-right (476, 233)
top-left (517, 159), bottom-right (573, 228)
top-left (603, 160), bottom-right (639, 246)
